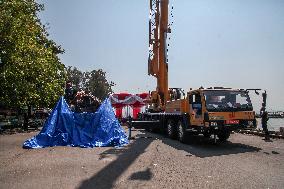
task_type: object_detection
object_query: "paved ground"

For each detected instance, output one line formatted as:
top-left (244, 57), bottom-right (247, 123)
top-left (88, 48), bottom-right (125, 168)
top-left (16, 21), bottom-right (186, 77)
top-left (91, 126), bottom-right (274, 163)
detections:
top-left (0, 129), bottom-right (284, 189)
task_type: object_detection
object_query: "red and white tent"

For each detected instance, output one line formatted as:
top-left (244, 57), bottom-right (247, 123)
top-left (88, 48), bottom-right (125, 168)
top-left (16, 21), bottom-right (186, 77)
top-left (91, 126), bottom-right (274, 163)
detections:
top-left (110, 93), bottom-right (150, 119)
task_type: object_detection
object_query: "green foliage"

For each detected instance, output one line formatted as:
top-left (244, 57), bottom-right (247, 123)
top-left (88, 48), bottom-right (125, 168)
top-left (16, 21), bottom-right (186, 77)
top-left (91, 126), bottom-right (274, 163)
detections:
top-left (86, 69), bottom-right (115, 100)
top-left (0, 0), bottom-right (66, 108)
top-left (66, 67), bottom-right (115, 101)
top-left (66, 66), bottom-right (84, 91)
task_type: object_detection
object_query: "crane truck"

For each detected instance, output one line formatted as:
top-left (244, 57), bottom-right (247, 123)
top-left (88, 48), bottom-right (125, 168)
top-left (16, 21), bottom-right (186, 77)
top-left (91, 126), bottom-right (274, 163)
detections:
top-left (130, 0), bottom-right (257, 143)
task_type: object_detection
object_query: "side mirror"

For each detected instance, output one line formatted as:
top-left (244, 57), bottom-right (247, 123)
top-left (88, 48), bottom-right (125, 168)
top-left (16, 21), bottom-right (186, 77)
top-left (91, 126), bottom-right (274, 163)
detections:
top-left (189, 95), bottom-right (193, 103)
top-left (204, 112), bottom-right (209, 122)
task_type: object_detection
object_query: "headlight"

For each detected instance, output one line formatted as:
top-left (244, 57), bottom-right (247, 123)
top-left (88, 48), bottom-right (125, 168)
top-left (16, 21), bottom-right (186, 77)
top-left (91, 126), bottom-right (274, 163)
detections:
top-left (248, 121), bottom-right (253, 126)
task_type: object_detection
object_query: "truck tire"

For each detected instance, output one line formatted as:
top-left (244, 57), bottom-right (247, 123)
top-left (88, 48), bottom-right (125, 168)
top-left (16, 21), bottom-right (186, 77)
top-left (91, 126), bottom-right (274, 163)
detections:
top-left (167, 119), bottom-right (177, 139)
top-left (217, 131), bottom-right (230, 142)
top-left (177, 120), bottom-right (187, 143)
top-left (144, 117), bottom-right (151, 132)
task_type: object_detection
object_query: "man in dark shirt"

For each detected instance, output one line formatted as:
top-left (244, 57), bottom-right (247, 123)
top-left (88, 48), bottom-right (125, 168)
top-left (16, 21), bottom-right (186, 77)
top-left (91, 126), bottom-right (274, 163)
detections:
top-left (261, 110), bottom-right (270, 140)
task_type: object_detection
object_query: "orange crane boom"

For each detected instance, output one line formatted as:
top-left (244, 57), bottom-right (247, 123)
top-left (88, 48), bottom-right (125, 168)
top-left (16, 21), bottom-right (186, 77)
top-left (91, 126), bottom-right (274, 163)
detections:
top-left (148, 0), bottom-right (170, 109)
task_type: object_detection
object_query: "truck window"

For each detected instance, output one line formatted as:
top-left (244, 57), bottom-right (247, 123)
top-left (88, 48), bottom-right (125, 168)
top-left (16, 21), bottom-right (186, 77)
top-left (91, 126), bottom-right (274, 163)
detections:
top-left (191, 94), bottom-right (202, 117)
top-left (204, 90), bottom-right (253, 111)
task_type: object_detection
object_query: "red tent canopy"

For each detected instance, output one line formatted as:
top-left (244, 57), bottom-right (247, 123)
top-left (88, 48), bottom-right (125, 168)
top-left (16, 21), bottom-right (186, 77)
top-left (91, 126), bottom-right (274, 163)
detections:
top-left (110, 93), bottom-right (150, 118)
top-left (136, 92), bottom-right (149, 99)
top-left (111, 93), bottom-right (131, 108)
top-left (113, 93), bottom-right (131, 100)
top-left (110, 93), bottom-right (149, 108)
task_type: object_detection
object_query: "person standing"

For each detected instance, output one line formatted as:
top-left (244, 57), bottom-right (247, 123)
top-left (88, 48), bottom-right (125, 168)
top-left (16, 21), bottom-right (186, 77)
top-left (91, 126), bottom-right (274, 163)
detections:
top-left (260, 91), bottom-right (270, 140)
top-left (261, 110), bottom-right (270, 140)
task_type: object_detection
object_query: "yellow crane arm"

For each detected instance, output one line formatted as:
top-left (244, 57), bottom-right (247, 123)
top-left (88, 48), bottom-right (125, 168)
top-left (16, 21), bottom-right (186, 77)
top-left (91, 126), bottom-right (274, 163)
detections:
top-left (148, 0), bottom-right (170, 108)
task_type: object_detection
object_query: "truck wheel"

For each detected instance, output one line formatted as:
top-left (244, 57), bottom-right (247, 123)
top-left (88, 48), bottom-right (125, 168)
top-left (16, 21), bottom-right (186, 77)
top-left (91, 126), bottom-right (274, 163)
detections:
top-left (144, 117), bottom-right (151, 132)
top-left (177, 121), bottom-right (187, 143)
top-left (167, 119), bottom-right (177, 139)
top-left (144, 117), bottom-right (156, 132)
top-left (217, 131), bottom-right (230, 142)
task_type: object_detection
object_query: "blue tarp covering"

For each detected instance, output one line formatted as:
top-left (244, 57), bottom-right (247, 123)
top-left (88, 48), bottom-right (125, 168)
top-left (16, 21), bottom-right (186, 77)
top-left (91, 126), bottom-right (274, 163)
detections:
top-left (23, 97), bottom-right (128, 148)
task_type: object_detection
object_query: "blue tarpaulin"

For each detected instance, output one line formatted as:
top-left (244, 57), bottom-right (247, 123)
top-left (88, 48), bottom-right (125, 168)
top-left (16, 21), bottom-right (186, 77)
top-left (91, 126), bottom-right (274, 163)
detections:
top-left (23, 97), bottom-right (128, 148)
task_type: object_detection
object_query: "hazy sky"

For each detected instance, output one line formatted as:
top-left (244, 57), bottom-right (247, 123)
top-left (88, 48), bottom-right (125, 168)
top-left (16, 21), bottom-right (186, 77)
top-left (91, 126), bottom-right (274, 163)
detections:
top-left (38, 0), bottom-right (284, 110)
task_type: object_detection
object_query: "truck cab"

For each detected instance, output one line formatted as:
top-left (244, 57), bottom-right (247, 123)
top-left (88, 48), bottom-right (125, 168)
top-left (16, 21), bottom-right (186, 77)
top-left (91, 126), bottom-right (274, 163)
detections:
top-left (186, 88), bottom-right (256, 140)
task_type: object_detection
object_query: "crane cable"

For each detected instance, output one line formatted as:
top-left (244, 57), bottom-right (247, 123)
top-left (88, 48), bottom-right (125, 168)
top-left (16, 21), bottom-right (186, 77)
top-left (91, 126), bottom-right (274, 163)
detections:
top-left (166, 1), bottom-right (174, 63)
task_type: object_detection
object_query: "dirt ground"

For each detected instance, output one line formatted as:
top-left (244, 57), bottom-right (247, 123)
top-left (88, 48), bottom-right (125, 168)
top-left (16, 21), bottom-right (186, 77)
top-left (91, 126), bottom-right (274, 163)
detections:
top-left (0, 128), bottom-right (284, 189)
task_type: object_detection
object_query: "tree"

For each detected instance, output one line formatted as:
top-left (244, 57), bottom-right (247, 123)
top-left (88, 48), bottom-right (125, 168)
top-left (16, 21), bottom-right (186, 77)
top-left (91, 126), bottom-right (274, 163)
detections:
top-left (86, 69), bottom-right (115, 101)
top-left (66, 67), bottom-right (115, 101)
top-left (0, 0), bottom-right (66, 109)
top-left (66, 66), bottom-right (84, 91)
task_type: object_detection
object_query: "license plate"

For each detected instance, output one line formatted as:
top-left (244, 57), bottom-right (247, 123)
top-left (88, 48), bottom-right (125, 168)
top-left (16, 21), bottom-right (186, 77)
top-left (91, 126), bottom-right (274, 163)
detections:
top-left (225, 120), bottom-right (239, 124)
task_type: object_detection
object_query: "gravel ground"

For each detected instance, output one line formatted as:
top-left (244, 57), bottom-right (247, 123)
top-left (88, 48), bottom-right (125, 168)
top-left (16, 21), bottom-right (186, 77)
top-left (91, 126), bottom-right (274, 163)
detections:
top-left (0, 128), bottom-right (283, 189)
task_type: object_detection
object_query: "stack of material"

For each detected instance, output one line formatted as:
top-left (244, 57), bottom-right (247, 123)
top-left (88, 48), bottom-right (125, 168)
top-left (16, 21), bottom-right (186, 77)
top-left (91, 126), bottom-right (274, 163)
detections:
top-left (23, 97), bottom-right (128, 148)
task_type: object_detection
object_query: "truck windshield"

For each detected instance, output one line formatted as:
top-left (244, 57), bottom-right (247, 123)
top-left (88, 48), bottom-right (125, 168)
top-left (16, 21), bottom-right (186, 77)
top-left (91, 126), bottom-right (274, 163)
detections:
top-left (204, 90), bottom-right (253, 112)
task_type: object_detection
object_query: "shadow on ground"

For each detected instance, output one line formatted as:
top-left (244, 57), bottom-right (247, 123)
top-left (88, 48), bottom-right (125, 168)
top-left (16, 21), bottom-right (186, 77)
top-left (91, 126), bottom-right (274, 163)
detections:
top-left (78, 134), bottom-right (153, 189)
top-left (159, 133), bottom-right (262, 158)
top-left (129, 168), bottom-right (152, 181)
top-left (78, 130), bottom-right (261, 188)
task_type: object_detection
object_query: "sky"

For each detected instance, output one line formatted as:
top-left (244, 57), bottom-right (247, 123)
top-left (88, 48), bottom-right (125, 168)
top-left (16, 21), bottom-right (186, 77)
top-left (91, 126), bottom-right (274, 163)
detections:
top-left (37, 0), bottom-right (284, 111)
